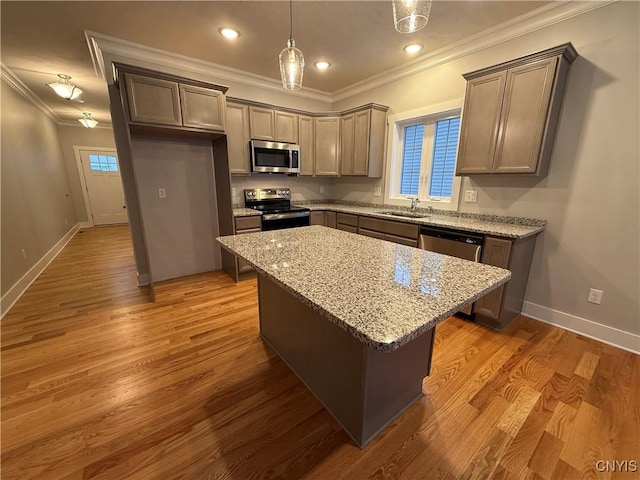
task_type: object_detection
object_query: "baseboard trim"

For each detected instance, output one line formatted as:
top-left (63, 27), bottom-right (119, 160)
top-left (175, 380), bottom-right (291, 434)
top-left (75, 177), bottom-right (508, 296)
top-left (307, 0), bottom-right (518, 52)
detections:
top-left (137, 273), bottom-right (149, 286)
top-left (522, 301), bottom-right (639, 355)
top-left (1, 224), bottom-right (81, 319)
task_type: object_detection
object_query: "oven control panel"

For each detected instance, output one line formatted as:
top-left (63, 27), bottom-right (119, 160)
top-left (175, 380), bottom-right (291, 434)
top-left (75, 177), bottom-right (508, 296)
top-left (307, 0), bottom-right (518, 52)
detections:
top-left (244, 188), bottom-right (291, 201)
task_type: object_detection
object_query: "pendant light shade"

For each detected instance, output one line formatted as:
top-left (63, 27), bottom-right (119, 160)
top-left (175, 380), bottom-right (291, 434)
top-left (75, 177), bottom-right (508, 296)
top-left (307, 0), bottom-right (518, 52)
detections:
top-left (393, 0), bottom-right (432, 33)
top-left (48, 74), bottom-right (83, 100)
top-left (279, 39), bottom-right (304, 90)
top-left (78, 112), bottom-right (98, 129)
top-left (279, 0), bottom-right (304, 90)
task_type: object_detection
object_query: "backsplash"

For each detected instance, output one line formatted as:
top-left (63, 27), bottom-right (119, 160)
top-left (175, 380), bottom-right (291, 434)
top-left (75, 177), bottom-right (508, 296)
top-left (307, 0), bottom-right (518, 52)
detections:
top-left (230, 175), bottom-right (332, 205)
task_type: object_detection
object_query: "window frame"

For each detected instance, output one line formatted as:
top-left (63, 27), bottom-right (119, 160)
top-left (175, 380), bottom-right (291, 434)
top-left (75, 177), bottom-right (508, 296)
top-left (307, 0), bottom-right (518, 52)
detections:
top-left (384, 99), bottom-right (463, 211)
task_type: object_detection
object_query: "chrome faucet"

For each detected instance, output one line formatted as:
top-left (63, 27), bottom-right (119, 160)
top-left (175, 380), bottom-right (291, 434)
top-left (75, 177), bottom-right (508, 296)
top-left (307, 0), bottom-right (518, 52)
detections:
top-left (409, 197), bottom-right (421, 212)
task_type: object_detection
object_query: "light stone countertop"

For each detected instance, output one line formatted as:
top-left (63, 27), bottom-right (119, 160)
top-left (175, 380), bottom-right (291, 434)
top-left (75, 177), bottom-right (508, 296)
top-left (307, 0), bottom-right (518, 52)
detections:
top-left (232, 207), bottom-right (262, 217)
top-left (299, 203), bottom-right (545, 239)
top-left (233, 203), bottom-right (545, 239)
top-left (217, 225), bottom-right (511, 352)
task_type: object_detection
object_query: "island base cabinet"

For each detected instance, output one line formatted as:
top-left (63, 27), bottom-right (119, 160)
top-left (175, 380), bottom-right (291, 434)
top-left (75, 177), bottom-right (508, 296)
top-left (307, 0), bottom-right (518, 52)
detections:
top-left (474, 234), bottom-right (537, 330)
top-left (258, 274), bottom-right (434, 448)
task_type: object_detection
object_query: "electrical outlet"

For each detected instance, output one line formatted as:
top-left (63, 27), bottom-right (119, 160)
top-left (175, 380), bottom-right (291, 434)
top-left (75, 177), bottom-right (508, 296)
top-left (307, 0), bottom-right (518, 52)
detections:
top-left (158, 188), bottom-right (166, 199)
top-left (464, 190), bottom-right (478, 203)
top-left (21, 249), bottom-right (27, 259)
top-left (374, 187), bottom-right (382, 197)
top-left (320, 186), bottom-right (325, 194)
top-left (587, 288), bottom-right (603, 305)
top-left (231, 187), bottom-right (237, 196)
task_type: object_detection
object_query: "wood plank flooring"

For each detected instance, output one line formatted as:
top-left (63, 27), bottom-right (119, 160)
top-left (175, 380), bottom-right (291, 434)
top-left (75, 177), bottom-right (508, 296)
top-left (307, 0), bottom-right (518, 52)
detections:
top-left (2, 225), bottom-right (638, 479)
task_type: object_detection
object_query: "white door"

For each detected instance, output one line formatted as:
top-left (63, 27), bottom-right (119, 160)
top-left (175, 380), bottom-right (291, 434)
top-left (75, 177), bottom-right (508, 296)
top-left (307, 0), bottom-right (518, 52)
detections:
top-left (80, 150), bottom-right (128, 225)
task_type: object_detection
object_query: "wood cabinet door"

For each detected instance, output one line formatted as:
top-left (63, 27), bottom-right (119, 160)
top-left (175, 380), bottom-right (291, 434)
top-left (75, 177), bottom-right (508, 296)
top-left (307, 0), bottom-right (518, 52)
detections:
top-left (325, 211), bottom-right (337, 228)
top-left (125, 73), bottom-right (182, 126)
top-left (249, 107), bottom-right (275, 140)
top-left (314, 117), bottom-right (341, 176)
top-left (456, 71), bottom-right (507, 175)
top-left (226, 103), bottom-right (251, 174)
top-left (493, 57), bottom-right (558, 174)
top-left (310, 211), bottom-right (325, 226)
top-left (474, 237), bottom-right (512, 319)
top-left (339, 114), bottom-right (355, 175)
top-left (352, 110), bottom-right (371, 176)
top-left (179, 84), bottom-right (225, 131)
top-left (275, 111), bottom-right (299, 143)
top-left (298, 115), bottom-right (315, 176)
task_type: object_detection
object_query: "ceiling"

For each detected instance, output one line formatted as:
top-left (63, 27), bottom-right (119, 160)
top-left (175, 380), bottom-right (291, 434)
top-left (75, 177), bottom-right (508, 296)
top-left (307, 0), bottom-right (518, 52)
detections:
top-left (1, 1), bottom-right (552, 125)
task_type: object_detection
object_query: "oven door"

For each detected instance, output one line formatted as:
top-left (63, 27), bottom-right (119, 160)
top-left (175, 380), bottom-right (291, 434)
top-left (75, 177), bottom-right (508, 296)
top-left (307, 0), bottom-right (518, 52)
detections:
top-left (262, 212), bottom-right (310, 231)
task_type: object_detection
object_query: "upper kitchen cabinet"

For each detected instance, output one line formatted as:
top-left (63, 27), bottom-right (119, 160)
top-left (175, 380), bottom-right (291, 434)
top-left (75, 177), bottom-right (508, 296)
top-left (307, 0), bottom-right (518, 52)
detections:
top-left (298, 115), bottom-right (315, 176)
top-left (456, 43), bottom-right (577, 177)
top-left (179, 84), bottom-right (225, 131)
top-left (226, 102), bottom-right (251, 175)
top-left (314, 116), bottom-right (341, 176)
top-left (339, 105), bottom-right (387, 177)
top-left (122, 66), bottom-right (228, 133)
top-left (249, 106), bottom-right (298, 143)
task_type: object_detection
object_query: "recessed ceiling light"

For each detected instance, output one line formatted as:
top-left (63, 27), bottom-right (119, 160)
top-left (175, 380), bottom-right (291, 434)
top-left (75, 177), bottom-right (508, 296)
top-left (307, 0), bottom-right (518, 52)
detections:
top-left (314, 61), bottom-right (331, 70)
top-left (403, 44), bottom-right (423, 54)
top-left (219, 27), bottom-right (240, 39)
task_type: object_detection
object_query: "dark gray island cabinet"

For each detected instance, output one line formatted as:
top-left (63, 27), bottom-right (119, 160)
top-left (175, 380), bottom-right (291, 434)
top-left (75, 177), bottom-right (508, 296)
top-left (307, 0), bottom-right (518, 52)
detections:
top-left (217, 226), bottom-right (511, 447)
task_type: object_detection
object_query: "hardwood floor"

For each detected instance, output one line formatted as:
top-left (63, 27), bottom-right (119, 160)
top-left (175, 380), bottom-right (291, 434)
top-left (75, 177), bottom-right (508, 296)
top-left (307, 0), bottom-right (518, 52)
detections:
top-left (2, 225), bottom-right (638, 479)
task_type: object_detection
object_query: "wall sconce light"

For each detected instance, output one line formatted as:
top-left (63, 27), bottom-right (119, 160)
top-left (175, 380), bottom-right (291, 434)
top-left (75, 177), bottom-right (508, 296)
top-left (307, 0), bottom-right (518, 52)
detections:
top-left (47, 74), bottom-right (83, 100)
top-left (78, 112), bottom-right (98, 129)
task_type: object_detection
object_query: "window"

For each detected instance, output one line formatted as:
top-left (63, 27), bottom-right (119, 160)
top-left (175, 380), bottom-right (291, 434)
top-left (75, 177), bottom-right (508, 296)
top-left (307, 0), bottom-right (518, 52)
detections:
top-left (89, 154), bottom-right (118, 172)
top-left (386, 103), bottom-right (463, 211)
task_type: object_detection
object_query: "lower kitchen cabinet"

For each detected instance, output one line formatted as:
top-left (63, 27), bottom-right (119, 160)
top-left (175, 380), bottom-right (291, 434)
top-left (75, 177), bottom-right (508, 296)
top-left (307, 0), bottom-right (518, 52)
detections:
top-left (474, 235), bottom-right (536, 330)
top-left (325, 211), bottom-right (337, 229)
top-left (336, 213), bottom-right (358, 233)
top-left (310, 211), bottom-right (325, 226)
top-left (358, 216), bottom-right (419, 247)
top-left (234, 216), bottom-right (261, 275)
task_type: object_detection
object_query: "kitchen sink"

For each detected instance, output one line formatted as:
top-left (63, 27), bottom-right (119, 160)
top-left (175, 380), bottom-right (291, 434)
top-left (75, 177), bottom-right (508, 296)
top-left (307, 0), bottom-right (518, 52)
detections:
top-left (376, 210), bottom-right (430, 219)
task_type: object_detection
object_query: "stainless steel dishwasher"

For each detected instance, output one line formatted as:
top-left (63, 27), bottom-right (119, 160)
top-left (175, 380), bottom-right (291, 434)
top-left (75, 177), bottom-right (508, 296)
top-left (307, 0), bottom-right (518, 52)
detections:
top-left (419, 226), bottom-right (484, 315)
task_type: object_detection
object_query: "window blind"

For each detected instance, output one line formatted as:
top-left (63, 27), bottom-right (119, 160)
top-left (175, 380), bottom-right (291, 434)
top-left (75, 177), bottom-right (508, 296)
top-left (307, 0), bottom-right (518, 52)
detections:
top-left (399, 123), bottom-right (424, 196)
top-left (428, 117), bottom-right (460, 197)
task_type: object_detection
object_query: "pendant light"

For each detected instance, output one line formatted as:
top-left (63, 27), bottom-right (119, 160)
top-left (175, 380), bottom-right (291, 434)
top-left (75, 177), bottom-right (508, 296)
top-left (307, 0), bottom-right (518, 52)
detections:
top-left (78, 112), bottom-right (98, 129)
top-left (47, 74), bottom-right (83, 100)
top-left (279, 0), bottom-right (304, 90)
top-left (393, 0), bottom-right (432, 33)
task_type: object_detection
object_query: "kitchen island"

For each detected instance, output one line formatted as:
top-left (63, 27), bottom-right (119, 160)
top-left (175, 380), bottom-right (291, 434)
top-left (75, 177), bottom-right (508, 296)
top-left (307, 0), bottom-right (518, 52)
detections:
top-left (217, 226), bottom-right (511, 447)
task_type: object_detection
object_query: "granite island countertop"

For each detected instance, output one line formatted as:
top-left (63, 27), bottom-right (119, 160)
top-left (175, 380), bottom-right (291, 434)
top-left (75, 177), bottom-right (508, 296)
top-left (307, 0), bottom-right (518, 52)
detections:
top-left (233, 203), bottom-right (545, 239)
top-left (217, 225), bottom-right (511, 352)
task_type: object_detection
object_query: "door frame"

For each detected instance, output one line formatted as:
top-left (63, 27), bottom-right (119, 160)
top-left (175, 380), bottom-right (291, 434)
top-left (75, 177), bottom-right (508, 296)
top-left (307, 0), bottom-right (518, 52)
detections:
top-left (73, 146), bottom-right (120, 227)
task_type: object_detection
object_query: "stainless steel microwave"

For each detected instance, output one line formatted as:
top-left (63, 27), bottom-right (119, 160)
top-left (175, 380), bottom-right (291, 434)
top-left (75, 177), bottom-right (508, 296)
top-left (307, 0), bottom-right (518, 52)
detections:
top-left (250, 140), bottom-right (300, 174)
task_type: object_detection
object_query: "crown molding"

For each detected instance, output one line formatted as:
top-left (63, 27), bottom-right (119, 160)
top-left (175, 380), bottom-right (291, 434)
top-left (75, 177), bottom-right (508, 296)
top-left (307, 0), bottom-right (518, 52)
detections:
top-left (332, 0), bottom-right (616, 102)
top-left (84, 30), bottom-right (333, 105)
top-left (1, 63), bottom-right (59, 121)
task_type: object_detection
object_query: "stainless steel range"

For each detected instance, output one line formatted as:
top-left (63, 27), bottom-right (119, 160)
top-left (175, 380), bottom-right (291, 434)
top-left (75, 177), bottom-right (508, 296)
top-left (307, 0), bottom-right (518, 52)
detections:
top-left (244, 188), bottom-right (310, 231)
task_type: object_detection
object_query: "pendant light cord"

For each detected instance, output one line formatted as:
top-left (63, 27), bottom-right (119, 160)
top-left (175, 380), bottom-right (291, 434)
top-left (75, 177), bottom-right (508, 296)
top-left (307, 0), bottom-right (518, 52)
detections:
top-left (289, 0), bottom-right (293, 41)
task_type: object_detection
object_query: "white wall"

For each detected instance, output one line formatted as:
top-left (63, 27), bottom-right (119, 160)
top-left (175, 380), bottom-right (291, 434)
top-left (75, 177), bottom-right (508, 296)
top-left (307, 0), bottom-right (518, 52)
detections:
top-left (1, 80), bottom-right (78, 300)
top-left (332, 2), bottom-right (640, 336)
top-left (56, 125), bottom-right (117, 222)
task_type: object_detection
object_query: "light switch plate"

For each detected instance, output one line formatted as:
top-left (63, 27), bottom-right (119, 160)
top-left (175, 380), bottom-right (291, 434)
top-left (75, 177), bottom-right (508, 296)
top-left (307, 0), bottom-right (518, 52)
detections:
top-left (320, 186), bottom-right (324, 194)
top-left (231, 187), bottom-right (237, 196)
top-left (464, 190), bottom-right (478, 203)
